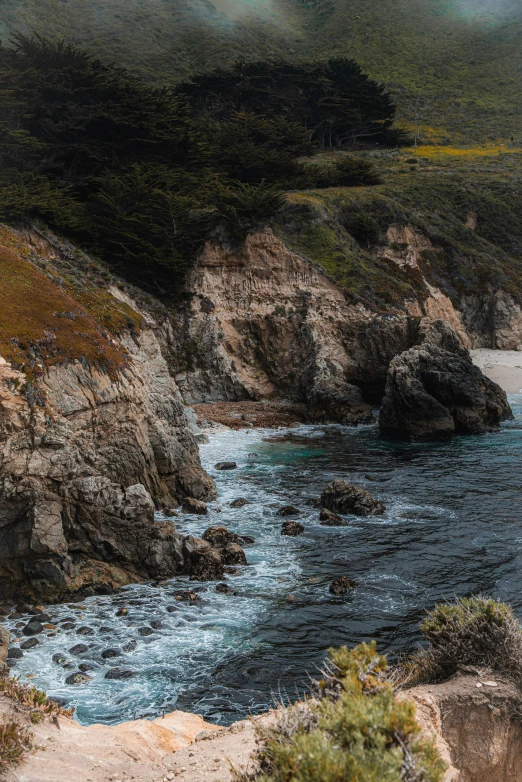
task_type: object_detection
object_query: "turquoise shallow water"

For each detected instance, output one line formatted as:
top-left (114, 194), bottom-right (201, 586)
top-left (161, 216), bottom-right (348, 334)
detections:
top-left (6, 395), bottom-right (522, 725)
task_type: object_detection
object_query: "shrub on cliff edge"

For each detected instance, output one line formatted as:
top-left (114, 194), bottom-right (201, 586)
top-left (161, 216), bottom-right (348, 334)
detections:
top-left (240, 641), bottom-right (445, 782)
top-left (406, 596), bottom-right (522, 684)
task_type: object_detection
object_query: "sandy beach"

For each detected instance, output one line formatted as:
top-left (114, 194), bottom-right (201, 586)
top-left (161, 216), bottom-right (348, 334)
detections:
top-left (471, 349), bottom-right (522, 394)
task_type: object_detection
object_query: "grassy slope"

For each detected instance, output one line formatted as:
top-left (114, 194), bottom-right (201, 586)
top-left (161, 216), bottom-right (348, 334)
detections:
top-left (0, 224), bottom-right (141, 381)
top-left (276, 147), bottom-right (522, 310)
top-left (0, 0), bottom-right (521, 142)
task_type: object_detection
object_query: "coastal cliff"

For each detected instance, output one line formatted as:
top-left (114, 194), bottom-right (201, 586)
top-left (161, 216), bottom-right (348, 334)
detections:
top-left (0, 225), bottom-right (215, 600)
top-left (169, 226), bottom-right (517, 420)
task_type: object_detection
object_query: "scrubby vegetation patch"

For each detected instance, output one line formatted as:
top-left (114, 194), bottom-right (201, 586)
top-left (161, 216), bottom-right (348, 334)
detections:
top-left (242, 641), bottom-right (445, 782)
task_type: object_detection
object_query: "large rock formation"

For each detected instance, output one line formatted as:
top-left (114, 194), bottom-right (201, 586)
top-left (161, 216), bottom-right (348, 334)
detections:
top-left (379, 319), bottom-right (512, 441)
top-left (0, 227), bottom-right (215, 600)
top-left (168, 230), bottom-right (417, 421)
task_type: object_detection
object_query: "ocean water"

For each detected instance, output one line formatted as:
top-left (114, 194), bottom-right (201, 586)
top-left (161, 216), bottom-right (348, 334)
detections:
top-left (6, 395), bottom-right (522, 726)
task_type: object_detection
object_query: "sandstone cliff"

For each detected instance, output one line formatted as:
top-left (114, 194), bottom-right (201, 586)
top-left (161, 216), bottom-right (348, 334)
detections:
top-left (168, 226), bottom-right (521, 420)
top-left (0, 225), bottom-right (215, 600)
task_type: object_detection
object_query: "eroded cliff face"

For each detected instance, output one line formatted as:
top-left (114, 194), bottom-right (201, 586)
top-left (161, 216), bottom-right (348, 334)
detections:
top-left (170, 231), bottom-right (417, 419)
top-left (169, 227), bottom-right (522, 416)
top-left (0, 228), bottom-right (215, 600)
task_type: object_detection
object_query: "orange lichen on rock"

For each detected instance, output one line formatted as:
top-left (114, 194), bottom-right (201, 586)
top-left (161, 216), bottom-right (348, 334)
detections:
top-left (0, 244), bottom-right (128, 380)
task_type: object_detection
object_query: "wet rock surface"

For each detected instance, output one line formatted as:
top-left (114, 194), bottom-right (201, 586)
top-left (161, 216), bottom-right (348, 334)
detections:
top-left (182, 497), bottom-right (208, 515)
top-left (105, 667), bottom-right (134, 680)
top-left (281, 521), bottom-right (305, 537)
top-left (329, 576), bottom-right (356, 595)
top-left (379, 319), bottom-right (513, 441)
top-left (277, 505), bottom-right (300, 517)
top-left (215, 462), bottom-right (237, 471)
top-left (321, 479), bottom-right (385, 517)
top-left (319, 508), bottom-right (347, 526)
top-left (230, 498), bottom-right (248, 508)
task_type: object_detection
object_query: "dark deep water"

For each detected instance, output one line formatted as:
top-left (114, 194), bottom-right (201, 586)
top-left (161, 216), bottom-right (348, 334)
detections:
top-left (6, 395), bottom-right (522, 725)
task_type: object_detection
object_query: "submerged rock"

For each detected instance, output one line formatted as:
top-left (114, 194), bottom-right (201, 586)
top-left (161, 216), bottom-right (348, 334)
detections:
top-left (230, 498), bottom-right (248, 508)
top-left (101, 648), bottom-right (121, 659)
top-left (20, 637), bottom-right (39, 650)
top-left (277, 506), bottom-right (300, 517)
top-left (105, 667), bottom-right (134, 680)
top-left (215, 462), bottom-right (237, 471)
top-left (319, 508), bottom-right (347, 526)
top-left (379, 319), bottom-right (512, 441)
top-left (216, 583), bottom-right (230, 594)
top-left (329, 576), bottom-right (356, 595)
top-left (65, 672), bottom-right (91, 685)
top-left (281, 521), bottom-right (305, 537)
top-left (173, 590), bottom-right (201, 602)
top-left (321, 480), bottom-right (385, 517)
top-left (69, 644), bottom-right (88, 655)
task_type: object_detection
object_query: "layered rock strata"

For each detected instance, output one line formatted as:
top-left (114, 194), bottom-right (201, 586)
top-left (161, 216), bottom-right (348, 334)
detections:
top-left (0, 231), bottom-right (215, 600)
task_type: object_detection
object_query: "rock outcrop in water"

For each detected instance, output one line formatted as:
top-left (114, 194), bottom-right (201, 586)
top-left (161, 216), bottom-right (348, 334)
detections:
top-left (0, 226), bottom-right (215, 600)
top-left (379, 319), bottom-right (512, 441)
top-left (321, 479), bottom-right (385, 517)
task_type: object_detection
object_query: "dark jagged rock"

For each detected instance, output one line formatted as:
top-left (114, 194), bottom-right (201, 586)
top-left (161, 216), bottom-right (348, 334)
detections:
top-left (150, 619), bottom-right (162, 629)
top-left (329, 576), bottom-right (356, 595)
top-left (189, 539), bottom-right (225, 581)
top-left (277, 506), bottom-right (300, 517)
top-left (182, 497), bottom-right (208, 515)
top-left (61, 622), bottom-right (76, 630)
top-left (138, 627), bottom-right (154, 636)
top-left (306, 374), bottom-right (373, 426)
top-left (321, 480), bottom-right (385, 517)
top-left (202, 526), bottom-right (253, 547)
top-left (216, 583), bottom-right (230, 593)
top-left (215, 462), bottom-right (237, 471)
top-left (319, 508), bottom-right (347, 526)
top-left (281, 521), bottom-right (305, 537)
top-left (52, 653), bottom-right (66, 664)
top-left (105, 667), bottom-right (134, 680)
top-left (79, 663), bottom-right (95, 672)
top-left (379, 319), bottom-right (513, 441)
top-left (122, 640), bottom-right (137, 652)
top-left (7, 648), bottom-right (23, 659)
top-left (230, 498), bottom-right (248, 508)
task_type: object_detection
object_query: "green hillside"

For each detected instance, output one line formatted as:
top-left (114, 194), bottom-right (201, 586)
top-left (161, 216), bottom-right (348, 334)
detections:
top-left (1, 0), bottom-right (521, 142)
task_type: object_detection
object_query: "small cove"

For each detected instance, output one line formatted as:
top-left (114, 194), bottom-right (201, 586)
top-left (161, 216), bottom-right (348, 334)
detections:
top-left (6, 394), bottom-right (522, 725)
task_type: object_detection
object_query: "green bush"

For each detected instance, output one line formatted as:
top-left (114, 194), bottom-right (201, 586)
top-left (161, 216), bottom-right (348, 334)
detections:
top-left (243, 642), bottom-right (445, 782)
top-left (334, 157), bottom-right (382, 186)
top-left (406, 596), bottom-right (522, 685)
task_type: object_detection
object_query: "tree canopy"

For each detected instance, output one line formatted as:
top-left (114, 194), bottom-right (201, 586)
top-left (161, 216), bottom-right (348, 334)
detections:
top-left (0, 35), bottom-right (396, 295)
